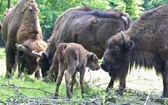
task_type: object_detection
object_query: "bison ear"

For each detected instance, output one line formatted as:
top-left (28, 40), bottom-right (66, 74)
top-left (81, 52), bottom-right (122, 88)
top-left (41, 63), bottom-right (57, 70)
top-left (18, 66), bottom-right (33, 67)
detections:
top-left (88, 53), bottom-right (97, 60)
top-left (125, 40), bottom-right (134, 51)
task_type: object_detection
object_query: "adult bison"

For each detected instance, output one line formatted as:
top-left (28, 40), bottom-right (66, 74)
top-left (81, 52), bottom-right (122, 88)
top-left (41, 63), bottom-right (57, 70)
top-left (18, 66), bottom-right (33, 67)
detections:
top-left (34, 6), bottom-right (131, 80)
top-left (101, 4), bottom-right (168, 97)
top-left (1, 0), bottom-right (47, 78)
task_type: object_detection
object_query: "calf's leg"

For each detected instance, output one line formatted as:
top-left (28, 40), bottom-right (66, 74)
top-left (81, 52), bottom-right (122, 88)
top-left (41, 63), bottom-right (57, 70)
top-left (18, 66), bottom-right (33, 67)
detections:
top-left (80, 68), bottom-right (86, 97)
top-left (55, 63), bottom-right (65, 97)
top-left (65, 67), bottom-right (76, 99)
top-left (70, 71), bottom-right (77, 93)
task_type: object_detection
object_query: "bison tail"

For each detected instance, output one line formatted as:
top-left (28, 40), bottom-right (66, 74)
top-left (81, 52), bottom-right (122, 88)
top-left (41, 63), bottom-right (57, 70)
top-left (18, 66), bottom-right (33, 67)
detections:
top-left (57, 43), bottom-right (67, 61)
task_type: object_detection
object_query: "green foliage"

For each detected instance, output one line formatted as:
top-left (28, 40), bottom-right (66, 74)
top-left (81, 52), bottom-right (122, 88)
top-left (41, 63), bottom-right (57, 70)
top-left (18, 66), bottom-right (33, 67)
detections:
top-left (35, 0), bottom-right (111, 40)
top-left (142, 0), bottom-right (168, 11)
top-left (108, 0), bottom-right (144, 18)
top-left (82, 0), bottom-right (111, 10)
top-left (0, 0), bottom-right (18, 21)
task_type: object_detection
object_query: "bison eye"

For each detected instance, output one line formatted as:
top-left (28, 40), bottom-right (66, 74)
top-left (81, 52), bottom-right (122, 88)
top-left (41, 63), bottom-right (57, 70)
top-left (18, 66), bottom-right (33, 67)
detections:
top-left (112, 46), bottom-right (120, 54)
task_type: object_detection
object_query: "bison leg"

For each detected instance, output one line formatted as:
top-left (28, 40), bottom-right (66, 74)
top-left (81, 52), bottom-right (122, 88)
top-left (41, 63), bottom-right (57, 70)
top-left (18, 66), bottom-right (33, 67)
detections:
top-left (162, 65), bottom-right (168, 97)
top-left (118, 69), bottom-right (128, 94)
top-left (55, 63), bottom-right (65, 97)
top-left (106, 78), bottom-right (114, 92)
top-left (45, 60), bottom-right (59, 82)
top-left (5, 43), bottom-right (15, 78)
top-left (17, 63), bottom-right (24, 78)
top-left (17, 50), bottom-right (23, 78)
top-left (35, 68), bottom-right (42, 79)
top-left (79, 67), bottom-right (86, 97)
top-left (119, 75), bottom-right (126, 93)
top-left (70, 71), bottom-right (77, 93)
top-left (13, 56), bottom-right (18, 72)
top-left (65, 66), bottom-right (76, 99)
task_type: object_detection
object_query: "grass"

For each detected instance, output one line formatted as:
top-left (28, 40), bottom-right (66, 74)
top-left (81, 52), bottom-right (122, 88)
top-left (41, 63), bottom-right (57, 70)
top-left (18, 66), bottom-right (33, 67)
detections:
top-left (0, 47), bottom-right (5, 59)
top-left (1, 47), bottom-right (168, 104)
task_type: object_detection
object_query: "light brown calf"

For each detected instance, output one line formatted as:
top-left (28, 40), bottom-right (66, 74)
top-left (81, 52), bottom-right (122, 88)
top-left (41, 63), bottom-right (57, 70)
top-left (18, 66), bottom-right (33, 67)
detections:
top-left (52, 43), bottom-right (100, 98)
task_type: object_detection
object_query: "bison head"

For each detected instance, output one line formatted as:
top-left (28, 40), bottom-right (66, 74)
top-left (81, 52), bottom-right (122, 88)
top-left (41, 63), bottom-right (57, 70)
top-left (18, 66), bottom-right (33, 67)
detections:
top-left (101, 31), bottom-right (134, 77)
top-left (31, 51), bottom-right (53, 77)
top-left (87, 52), bottom-right (100, 70)
top-left (15, 44), bottom-right (40, 74)
top-left (15, 39), bottom-right (47, 76)
top-left (37, 52), bottom-right (53, 77)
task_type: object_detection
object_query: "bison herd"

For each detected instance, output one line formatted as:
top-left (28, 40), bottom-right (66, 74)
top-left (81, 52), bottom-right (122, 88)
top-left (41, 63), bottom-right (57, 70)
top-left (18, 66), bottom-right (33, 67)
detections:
top-left (0, 0), bottom-right (168, 98)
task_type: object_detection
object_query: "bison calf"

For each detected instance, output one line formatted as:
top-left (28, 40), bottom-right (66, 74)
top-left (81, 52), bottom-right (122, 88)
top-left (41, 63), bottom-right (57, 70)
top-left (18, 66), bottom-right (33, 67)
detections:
top-left (53, 43), bottom-right (100, 98)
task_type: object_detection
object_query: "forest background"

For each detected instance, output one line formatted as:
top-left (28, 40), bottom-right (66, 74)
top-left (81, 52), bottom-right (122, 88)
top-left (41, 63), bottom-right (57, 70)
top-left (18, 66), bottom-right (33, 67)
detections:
top-left (0, 0), bottom-right (168, 45)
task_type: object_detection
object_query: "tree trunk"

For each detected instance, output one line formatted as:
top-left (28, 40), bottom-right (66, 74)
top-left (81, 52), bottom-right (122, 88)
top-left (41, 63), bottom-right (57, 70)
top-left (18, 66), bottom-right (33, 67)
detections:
top-left (8, 0), bottom-right (10, 8)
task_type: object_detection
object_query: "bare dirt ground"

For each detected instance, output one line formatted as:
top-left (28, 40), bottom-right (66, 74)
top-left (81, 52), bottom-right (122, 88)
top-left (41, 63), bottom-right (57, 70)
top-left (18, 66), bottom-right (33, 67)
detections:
top-left (85, 67), bottom-right (162, 95)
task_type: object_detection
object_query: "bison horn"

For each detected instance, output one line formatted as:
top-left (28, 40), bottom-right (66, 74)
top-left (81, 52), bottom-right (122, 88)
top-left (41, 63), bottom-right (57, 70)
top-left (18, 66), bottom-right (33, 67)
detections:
top-left (121, 16), bottom-right (128, 25)
top-left (121, 31), bottom-right (126, 44)
top-left (15, 43), bottom-right (30, 53)
top-left (32, 50), bottom-right (42, 58)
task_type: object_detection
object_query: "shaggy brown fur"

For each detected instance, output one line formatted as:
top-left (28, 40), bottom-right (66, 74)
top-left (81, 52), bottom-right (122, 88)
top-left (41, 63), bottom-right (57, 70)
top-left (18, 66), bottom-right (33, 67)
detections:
top-left (37, 6), bottom-right (132, 81)
top-left (53, 43), bottom-right (100, 98)
top-left (101, 4), bottom-right (168, 97)
top-left (1, 0), bottom-right (47, 78)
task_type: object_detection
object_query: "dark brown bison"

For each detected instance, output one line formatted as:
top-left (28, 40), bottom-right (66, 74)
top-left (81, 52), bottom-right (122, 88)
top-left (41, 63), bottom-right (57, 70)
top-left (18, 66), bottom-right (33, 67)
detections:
top-left (101, 4), bottom-right (168, 97)
top-left (1, 0), bottom-right (47, 78)
top-left (54, 43), bottom-right (100, 98)
top-left (34, 6), bottom-right (131, 80)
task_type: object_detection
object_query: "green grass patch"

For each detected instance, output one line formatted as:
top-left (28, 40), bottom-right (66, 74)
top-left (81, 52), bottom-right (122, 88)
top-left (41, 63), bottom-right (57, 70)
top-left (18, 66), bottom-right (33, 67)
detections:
top-left (0, 47), bottom-right (5, 59)
top-left (1, 73), bottom-right (168, 105)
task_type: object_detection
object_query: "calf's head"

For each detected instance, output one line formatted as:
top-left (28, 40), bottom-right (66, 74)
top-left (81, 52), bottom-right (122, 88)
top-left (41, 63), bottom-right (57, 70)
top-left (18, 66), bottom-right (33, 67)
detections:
top-left (101, 31), bottom-right (134, 74)
top-left (87, 52), bottom-right (100, 70)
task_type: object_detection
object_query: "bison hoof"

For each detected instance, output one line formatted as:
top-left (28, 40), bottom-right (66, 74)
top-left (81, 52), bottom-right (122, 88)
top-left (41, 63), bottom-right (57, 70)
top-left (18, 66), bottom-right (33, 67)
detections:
top-left (5, 72), bottom-right (13, 79)
top-left (162, 93), bottom-right (168, 98)
top-left (105, 88), bottom-right (113, 93)
top-left (67, 94), bottom-right (72, 99)
top-left (82, 93), bottom-right (86, 98)
top-left (54, 92), bottom-right (59, 98)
